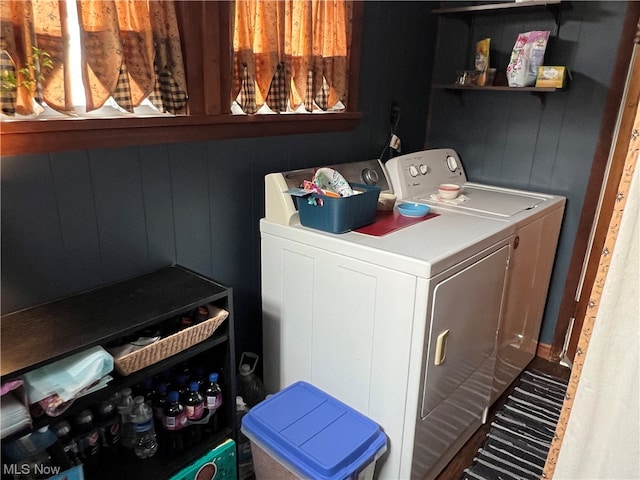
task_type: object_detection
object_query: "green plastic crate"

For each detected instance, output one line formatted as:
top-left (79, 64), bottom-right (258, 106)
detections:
top-left (168, 438), bottom-right (237, 480)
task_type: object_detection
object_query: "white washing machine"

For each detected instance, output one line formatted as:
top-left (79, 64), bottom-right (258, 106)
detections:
top-left (260, 160), bottom-right (515, 479)
top-left (386, 149), bottom-right (566, 403)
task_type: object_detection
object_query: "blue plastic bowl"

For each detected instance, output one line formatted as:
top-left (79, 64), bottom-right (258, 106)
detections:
top-left (397, 203), bottom-right (430, 218)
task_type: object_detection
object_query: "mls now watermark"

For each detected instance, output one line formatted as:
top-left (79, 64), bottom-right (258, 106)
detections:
top-left (3, 463), bottom-right (63, 477)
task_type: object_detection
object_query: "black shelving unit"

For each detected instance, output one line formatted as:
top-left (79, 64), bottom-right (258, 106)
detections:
top-left (0, 265), bottom-right (237, 480)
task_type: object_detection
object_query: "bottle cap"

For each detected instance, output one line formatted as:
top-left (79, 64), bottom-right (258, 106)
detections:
top-left (189, 381), bottom-right (199, 391)
top-left (209, 372), bottom-right (219, 382)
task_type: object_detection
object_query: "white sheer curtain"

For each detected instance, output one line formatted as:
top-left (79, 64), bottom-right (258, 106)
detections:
top-left (553, 158), bottom-right (639, 479)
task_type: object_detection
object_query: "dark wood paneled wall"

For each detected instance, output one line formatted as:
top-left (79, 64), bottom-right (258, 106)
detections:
top-left (1, 1), bottom-right (627, 362)
top-left (0, 2), bottom-right (435, 364)
top-left (426, 1), bottom-right (627, 345)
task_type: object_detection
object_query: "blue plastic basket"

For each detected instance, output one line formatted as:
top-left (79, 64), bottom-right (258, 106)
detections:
top-left (296, 183), bottom-right (381, 233)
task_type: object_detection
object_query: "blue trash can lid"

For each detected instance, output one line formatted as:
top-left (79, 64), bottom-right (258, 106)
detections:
top-left (241, 381), bottom-right (387, 480)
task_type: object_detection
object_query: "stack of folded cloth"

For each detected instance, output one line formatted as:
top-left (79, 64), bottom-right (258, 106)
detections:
top-left (0, 380), bottom-right (32, 438)
top-left (22, 346), bottom-right (114, 417)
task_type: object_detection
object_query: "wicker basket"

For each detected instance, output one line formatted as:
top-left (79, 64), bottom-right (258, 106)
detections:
top-left (114, 305), bottom-right (228, 376)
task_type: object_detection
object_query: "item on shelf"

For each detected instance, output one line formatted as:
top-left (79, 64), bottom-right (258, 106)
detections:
top-left (475, 38), bottom-right (491, 86)
top-left (204, 372), bottom-right (223, 434)
top-left (204, 372), bottom-right (223, 414)
top-left (152, 382), bottom-right (169, 422)
top-left (176, 374), bottom-right (190, 403)
top-left (536, 66), bottom-right (571, 88)
top-left (237, 352), bottom-right (267, 408)
top-left (112, 306), bottom-right (229, 376)
top-left (131, 395), bottom-right (158, 459)
top-left (117, 387), bottom-right (136, 449)
top-left (52, 420), bottom-right (81, 466)
top-left (3, 425), bottom-right (74, 474)
top-left (94, 398), bottom-right (121, 453)
top-left (72, 409), bottom-right (101, 464)
top-left (455, 70), bottom-right (478, 86)
top-left (163, 391), bottom-right (187, 432)
top-left (0, 383), bottom-right (31, 439)
top-left (486, 68), bottom-right (497, 86)
top-left (160, 391), bottom-right (187, 459)
top-left (184, 381), bottom-right (205, 446)
top-left (506, 30), bottom-right (550, 87)
top-left (22, 346), bottom-right (114, 407)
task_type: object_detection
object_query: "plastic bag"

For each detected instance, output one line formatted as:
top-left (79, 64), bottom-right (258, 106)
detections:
top-left (475, 38), bottom-right (490, 86)
top-left (506, 31), bottom-right (550, 87)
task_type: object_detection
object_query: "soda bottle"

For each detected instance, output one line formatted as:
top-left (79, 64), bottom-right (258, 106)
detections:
top-left (204, 372), bottom-right (223, 433)
top-left (152, 382), bottom-right (168, 423)
top-left (137, 377), bottom-right (155, 404)
top-left (160, 390), bottom-right (186, 459)
top-left (185, 381), bottom-right (205, 421)
top-left (194, 364), bottom-right (206, 388)
top-left (204, 372), bottom-right (223, 413)
top-left (95, 399), bottom-right (121, 453)
top-left (175, 373), bottom-right (189, 403)
top-left (162, 391), bottom-right (187, 432)
top-left (117, 387), bottom-right (136, 449)
top-left (131, 395), bottom-right (158, 459)
top-left (184, 381), bottom-right (204, 446)
top-left (73, 409), bottom-right (101, 463)
top-left (52, 420), bottom-right (80, 466)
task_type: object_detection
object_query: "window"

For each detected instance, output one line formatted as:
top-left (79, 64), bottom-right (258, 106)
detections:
top-left (0, 0), bottom-right (363, 156)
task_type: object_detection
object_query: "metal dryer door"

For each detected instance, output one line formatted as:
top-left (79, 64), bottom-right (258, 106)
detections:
top-left (421, 243), bottom-right (510, 419)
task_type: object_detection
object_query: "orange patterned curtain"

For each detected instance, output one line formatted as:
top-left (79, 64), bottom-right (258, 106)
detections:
top-left (79, 0), bottom-right (187, 113)
top-left (1, 0), bottom-right (67, 115)
top-left (1, 0), bottom-right (186, 116)
top-left (233, 0), bottom-right (352, 114)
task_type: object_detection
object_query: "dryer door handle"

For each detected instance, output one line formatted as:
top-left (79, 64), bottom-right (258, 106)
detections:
top-left (434, 329), bottom-right (450, 366)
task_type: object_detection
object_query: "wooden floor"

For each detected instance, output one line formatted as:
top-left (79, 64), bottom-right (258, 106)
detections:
top-left (432, 356), bottom-right (571, 480)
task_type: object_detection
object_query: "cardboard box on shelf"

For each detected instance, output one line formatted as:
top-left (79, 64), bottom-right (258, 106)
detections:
top-left (536, 66), bottom-right (571, 88)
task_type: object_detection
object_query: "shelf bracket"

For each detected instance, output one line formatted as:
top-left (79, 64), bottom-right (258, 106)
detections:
top-left (532, 91), bottom-right (547, 106)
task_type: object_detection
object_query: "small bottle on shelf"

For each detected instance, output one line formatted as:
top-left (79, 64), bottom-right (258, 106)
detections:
top-left (73, 409), bottom-right (101, 464)
top-left (152, 382), bottom-right (168, 423)
top-left (117, 387), bottom-right (136, 449)
top-left (184, 381), bottom-right (205, 446)
top-left (52, 420), bottom-right (80, 466)
top-left (131, 396), bottom-right (158, 459)
top-left (160, 390), bottom-right (186, 459)
top-left (95, 398), bottom-right (121, 454)
top-left (204, 372), bottom-right (223, 433)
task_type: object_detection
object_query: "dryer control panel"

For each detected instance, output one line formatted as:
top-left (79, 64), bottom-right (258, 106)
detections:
top-left (386, 149), bottom-right (466, 199)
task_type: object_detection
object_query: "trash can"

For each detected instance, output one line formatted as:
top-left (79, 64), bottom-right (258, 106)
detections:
top-left (240, 381), bottom-right (388, 480)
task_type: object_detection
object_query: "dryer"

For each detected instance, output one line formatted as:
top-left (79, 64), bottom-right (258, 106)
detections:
top-left (386, 149), bottom-right (566, 403)
top-left (260, 160), bottom-right (515, 479)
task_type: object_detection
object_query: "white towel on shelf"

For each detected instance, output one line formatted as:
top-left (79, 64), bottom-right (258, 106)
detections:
top-left (0, 392), bottom-right (31, 438)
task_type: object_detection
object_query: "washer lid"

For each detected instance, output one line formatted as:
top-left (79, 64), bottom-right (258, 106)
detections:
top-left (438, 184), bottom-right (546, 218)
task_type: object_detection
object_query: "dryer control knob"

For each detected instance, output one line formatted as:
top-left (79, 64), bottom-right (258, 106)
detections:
top-left (419, 164), bottom-right (428, 175)
top-left (362, 168), bottom-right (379, 185)
top-left (446, 155), bottom-right (458, 172)
top-left (409, 165), bottom-right (419, 177)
